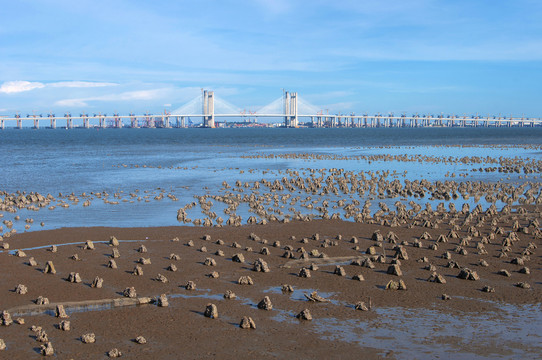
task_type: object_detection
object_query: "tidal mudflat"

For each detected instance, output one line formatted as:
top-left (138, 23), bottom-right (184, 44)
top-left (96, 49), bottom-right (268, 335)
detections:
top-left (0, 128), bottom-right (541, 358)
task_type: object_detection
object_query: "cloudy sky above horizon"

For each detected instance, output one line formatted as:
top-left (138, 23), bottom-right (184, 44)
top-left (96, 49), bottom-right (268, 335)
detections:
top-left (1, 0), bottom-right (541, 117)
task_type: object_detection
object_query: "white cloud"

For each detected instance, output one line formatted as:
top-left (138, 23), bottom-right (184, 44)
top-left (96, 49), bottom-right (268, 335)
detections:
top-left (53, 88), bottom-right (169, 107)
top-left (55, 98), bottom-right (89, 107)
top-left (163, 103), bottom-right (171, 107)
top-left (322, 102), bottom-right (358, 113)
top-left (49, 81), bottom-right (118, 88)
top-left (0, 81), bottom-right (45, 93)
top-left (111, 89), bottom-right (163, 101)
top-left (0, 80), bottom-right (118, 94)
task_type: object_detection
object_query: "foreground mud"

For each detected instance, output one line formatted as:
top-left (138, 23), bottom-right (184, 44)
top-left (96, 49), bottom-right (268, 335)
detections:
top-left (0, 211), bottom-right (540, 359)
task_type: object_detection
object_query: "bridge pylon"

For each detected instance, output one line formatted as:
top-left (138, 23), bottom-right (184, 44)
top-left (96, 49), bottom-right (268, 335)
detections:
top-left (284, 91), bottom-right (298, 127)
top-left (203, 90), bottom-right (215, 128)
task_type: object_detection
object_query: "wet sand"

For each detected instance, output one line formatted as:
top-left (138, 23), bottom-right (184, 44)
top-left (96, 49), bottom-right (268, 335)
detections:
top-left (1, 210), bottom-right (540, 359)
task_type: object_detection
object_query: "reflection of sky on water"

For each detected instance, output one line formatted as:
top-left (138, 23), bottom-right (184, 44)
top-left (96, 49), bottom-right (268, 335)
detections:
top-left (311, 301), bottom-right (542, 360)
top-left (268, 295), bottom-right (542, 360)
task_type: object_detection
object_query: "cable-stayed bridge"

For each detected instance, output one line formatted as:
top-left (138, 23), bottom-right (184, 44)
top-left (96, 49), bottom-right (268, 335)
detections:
top-left (1, 90), bottom-right (541, 129)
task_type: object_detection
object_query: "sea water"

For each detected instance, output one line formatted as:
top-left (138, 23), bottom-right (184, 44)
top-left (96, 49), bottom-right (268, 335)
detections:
top-left (0, 127), bottom-right (541, 232)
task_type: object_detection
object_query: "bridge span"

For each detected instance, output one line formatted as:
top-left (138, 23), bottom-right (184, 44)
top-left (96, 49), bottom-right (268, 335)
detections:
top-left (1, 90), bottom-right (541, 129)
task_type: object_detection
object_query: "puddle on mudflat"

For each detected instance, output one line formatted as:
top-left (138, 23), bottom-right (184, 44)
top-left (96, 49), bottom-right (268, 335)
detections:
top-left (263, 286), bottom-right (344, 307)
top-left (270, 309), bottom-right (302, 324)
top-left (294, 299), bottom-right (542, 359)
top-left (5, 239), bottom-right (146, 254)
top-left (169, 288), bottom-right (226, 302)
top-left (11, 301), bottom-right (149, 317)
top-left (169, 288), bottom-right (258, 309)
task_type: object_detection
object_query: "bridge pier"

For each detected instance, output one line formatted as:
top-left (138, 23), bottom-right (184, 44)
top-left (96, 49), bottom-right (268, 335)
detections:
top-left (130, 114), bottom-right (138, 128)
top-left (114, 115), bottom-right (122, 128)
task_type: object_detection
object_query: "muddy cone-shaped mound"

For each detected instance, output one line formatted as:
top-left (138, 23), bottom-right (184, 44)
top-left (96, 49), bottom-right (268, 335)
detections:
top-left (91, 276), bottom-right (103, 288)
top-left (108, 348), bottom-right (122, 358)
top-left (237, 276), bottom-right (254, 285)
top-left (394, 246), bottom-right (409, 260)
top-left (282, 284), bottom-right (294, 292)
top-left (167, 264), bottom-right (178, 272)
top-left (43, 261), bottom-right (56, 274)
top-left (123, 287), bottom-right (137, 298)
top-left (110, 236), bottom-right (119, 247)
top-left (156, 273), bottom-right (169, 283)
top-left (204, 303), bottom-right (218, 319)
top-left (36, 329), bottom-right (49, 342)
top-left (253, 258), bottom-right (270, 272)
top-left (40, 341), bottom-right (54, 356)
top-left (1, 311), bottom-right (12, 326)
top-left (59, 320), bottom-right (70, 331)
top-left (224, 290), bottom-right (237, 299)
top-left (156, 294), bottom-right (169, 307)
top-left (204, 257), bottom-right (217, 266)
top-left (134, 336), bottom-right (147, 344)
top-left (240, 316), bottom-right (257, 329)
top-left (132, 265), bottom-right (144, 276)
top-left (334, 265), bottom-right (346, 276)
top-left (298, 268), bottom-right (311, 278)
top-left (354, 301), bottom-right (369, 311)
top-left (185, 281), bottom-right (197, 290)
top-left (457, 268), bottom-right (480, 281)
top-left (81, 333), bottom-right (96, 344)
top-left (35, 296), bottom-right (49, 305)
top-left (15, 284), bottom-right (28, 294)
top-left (386, 279), bottom-right (407, 290)
top-left (387, 264), bottom-right (403, 276)
top-left (138, 257), bottom-right (151, 265)
top-left (67, 272), bottom-right (82, 283)
top-left (232, 253), bottom-right (245, 263)
top-left (14, 249), bottom-right (26, 257)
top-left (296, 309), bottom-right (313, 321)
top-left (257, 296), bottom-right (273, 310)
top-left (427, 272), bottom-right (447, 284)
top-left (515, 282), bottom-right (531, 289)
top-left (55, 305), bottom-right (68, 318)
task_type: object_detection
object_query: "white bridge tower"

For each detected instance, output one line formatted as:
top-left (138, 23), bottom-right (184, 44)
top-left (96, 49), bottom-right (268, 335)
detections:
top-left (284, 91), bottom-right (298, 127)
top-left (203, 90), bottom-right (215, 128)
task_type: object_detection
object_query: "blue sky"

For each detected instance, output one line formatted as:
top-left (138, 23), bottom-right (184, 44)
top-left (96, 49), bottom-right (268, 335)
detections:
top-left (1, 0), bottom-right (541, 118)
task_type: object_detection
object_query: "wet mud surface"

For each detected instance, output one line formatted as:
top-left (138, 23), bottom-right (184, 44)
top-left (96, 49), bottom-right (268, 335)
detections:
top-left (1, 215), bottom-right (540, 359)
